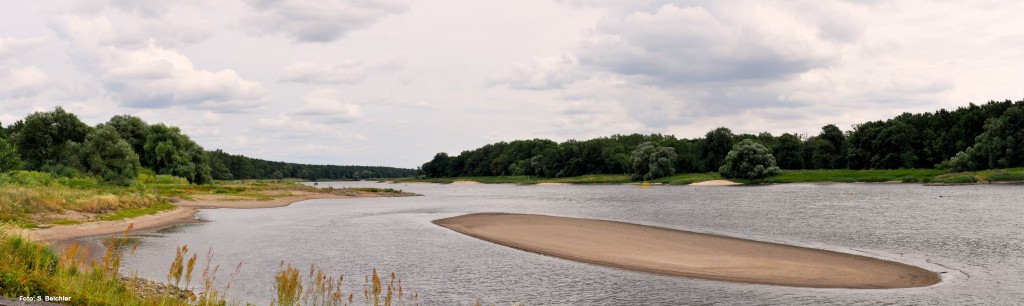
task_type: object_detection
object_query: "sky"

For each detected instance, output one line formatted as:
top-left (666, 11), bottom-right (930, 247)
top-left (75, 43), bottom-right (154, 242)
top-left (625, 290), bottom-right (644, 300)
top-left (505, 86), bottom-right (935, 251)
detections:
top-left (1, 1), bottom-right (1022, 168)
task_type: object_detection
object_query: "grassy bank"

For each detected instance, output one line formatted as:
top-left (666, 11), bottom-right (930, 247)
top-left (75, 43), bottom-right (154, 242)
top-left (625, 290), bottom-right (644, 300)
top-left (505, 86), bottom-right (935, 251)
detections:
top-left (0, 171), bottom-right (416, 229)
top-left (394, 168), bottom-right (1024, 185)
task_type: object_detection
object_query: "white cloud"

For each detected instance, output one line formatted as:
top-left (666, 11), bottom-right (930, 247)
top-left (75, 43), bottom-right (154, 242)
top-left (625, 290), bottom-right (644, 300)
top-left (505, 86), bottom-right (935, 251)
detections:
top-left (292, 89), bottom-right (364, 123)
top-left (242, 0), bottom-right (408, 43)
top-left (491, 55), bottom-right (582, 90)
top-left (577, 2), bottom-right (862, 84)
top-left (49, 16), bottom-right (268, 110)
top-left (280, 59), bottom-right (401, 84)
top-left (0, 66), bottom-right (51, 98)
top-left (0, 37), bottom-right (47, 58)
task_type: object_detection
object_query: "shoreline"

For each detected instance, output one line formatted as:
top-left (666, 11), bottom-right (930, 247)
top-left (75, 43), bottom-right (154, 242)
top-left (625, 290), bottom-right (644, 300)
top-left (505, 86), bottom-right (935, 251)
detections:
top-left (28, 191), bottom-right (384, 244)
top-left (434, 213), bottom-right (941, 289)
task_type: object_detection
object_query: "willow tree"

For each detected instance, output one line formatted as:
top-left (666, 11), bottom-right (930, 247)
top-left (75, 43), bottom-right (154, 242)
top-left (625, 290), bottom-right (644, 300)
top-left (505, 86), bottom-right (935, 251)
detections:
top-left (719, 139), bottom-right (782, 179)
top-left (629, 142), bottom-right (677, 181)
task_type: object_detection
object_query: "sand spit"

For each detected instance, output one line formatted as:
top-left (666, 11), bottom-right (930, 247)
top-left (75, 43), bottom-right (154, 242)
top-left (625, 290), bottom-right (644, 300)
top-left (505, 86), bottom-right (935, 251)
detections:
top-left (434, 213), bottom-right (940, 289)
top-left (690, 179), bottom-right (742, 186)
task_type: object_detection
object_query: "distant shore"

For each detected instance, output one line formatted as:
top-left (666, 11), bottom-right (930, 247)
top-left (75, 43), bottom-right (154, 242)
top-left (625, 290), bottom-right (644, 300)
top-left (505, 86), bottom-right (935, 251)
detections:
top-left (392, 167), bottom-right (1024, 185)
top-left (434, 213), bottom-right (941, 289)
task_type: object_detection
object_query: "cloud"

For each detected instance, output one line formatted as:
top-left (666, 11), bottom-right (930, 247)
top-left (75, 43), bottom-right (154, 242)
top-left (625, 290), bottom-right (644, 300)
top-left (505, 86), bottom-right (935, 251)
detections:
top-left (491, 55), bottom-right (583, 90)
top-left (292, 89), bottom-right (364, 123)
top-left (0, 37), bottom-right (48, 58)
top-left (280, 59), bottom-right (400, 84)
top-left (243, 0), bottom-right (408, 43)
top-left (49, 16), bottom-right (268, 110)
top-left (577, 2), bottom-right (861, 84)
top-left (0, 66), bottom-right (51, 98)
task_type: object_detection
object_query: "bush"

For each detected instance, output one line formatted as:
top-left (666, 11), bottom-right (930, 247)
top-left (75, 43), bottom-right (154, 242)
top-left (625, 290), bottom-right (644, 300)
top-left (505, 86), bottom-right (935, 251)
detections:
top-left (932, 174), bottom-right (978, 184)
top-left (719, 139), bottom-right (783, 179)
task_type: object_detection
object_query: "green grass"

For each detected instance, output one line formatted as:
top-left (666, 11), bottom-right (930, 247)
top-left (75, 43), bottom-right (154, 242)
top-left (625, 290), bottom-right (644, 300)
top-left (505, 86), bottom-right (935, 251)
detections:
top-left (348, 187), bottom-right (403, 193)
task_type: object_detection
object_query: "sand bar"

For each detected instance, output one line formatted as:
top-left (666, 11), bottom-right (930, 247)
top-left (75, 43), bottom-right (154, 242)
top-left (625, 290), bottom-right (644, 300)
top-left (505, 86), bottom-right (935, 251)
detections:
top-left (690, 179), bottom-right (742, 186)
top-left (434, 213), bottom-right (940, 288)
top-left (28, 207), bottom-right (199, 243)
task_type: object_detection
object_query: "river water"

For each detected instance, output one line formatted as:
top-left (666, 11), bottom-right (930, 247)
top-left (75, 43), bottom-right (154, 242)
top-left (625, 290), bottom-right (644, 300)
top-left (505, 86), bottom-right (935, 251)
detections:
top-left (120, 182), bottom-right (1023, 305)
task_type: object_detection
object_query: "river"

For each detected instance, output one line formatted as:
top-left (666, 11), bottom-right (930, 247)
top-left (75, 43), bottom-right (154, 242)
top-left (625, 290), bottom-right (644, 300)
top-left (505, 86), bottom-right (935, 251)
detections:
top-left (120, 182), bottom-right (1023, 305)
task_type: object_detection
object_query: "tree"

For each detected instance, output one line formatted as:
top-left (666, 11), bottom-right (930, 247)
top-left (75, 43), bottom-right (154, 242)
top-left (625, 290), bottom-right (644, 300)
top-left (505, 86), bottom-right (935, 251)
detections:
top-left (8, 107), bottom-right (92, 170)
top-left (773, 133), bottom-right (804, 169)
top-left (103, 115), bottom-right (150, 155)
top-left (812, 124), bottom-right (847, 169)
top-left (629, 142), bottom-right (677, 181)
top-left (79, 126), bottom-right (141, 185)
top-left (700, 127), bottom-right (734, 172)
top-left (719, 139), bottom-right (782, 179)
top-left (0, 138), bottom-right (24, 172)
top-left (143, 124), bottom-right (212, 184)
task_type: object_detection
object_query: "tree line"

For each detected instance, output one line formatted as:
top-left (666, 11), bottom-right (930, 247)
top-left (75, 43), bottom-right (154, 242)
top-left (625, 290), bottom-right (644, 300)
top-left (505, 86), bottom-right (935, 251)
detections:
top-left (0, 108), bottom-right (415, 185)
top-left (420, 100), bottom-right (1024, 179)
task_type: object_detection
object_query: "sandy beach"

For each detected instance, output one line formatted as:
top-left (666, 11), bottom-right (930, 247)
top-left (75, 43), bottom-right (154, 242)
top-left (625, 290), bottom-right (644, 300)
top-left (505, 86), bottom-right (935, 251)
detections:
top-left (690, 179), bottom-right (742, 186)
top-left (29, 191), bottom-right (371, 242)
top-left (434, 213), bottom-right (940, 289)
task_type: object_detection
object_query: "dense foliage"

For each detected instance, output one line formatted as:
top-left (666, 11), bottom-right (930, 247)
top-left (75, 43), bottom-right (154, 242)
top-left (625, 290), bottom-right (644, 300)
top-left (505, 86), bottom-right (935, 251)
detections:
top-left (421, 100), bottom-right (1024, 178)
top-left (1, 108), bottom-right (416, 185)
top-left (629, 142), bottom-right (677, 181)
top-left (719, 139), bottom-right (782, 179)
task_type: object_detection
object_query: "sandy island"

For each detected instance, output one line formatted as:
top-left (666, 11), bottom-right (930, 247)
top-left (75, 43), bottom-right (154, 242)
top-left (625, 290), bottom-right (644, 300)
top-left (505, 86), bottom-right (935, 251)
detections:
top-left (434, 213), bottom-right (940, 289)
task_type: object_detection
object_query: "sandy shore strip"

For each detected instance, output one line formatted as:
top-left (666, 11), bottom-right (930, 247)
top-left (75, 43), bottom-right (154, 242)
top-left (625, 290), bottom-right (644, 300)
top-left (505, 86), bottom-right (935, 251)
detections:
top-left (434, 213), bottom-right (940, 289)
top-left (175, 191), bottom-right (350, 209)
top-left (29, 192), bottom-right (361, 242)
top-left (690, 179), bottom-right (742, 186)
top-left (28, 207), bottom-right (199, 243)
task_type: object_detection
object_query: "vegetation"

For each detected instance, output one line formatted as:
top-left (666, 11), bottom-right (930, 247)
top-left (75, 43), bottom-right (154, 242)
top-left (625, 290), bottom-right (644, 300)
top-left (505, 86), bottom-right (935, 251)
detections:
top-left (628, 142), bottom-right (677, 181)
top-left (0, 107), bottom-right (415, 186)
top-left (420, 100), bottom-right (1024, 179)
top-left (719, 139), bottom-right (782, 179)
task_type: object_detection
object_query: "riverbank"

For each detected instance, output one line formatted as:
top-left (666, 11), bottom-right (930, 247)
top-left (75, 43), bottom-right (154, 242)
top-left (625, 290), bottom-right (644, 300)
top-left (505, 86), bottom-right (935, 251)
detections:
top-left (434, 213), bottom-right (941, 289)
top-left (393, 167), bottom-right (1024, 185)
top-left (27, 187), bottom-right (421, 242)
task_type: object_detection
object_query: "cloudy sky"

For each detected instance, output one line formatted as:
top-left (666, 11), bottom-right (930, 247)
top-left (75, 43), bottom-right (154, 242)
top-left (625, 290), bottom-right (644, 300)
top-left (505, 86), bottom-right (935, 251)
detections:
top-left (1, 1), bottom-right (1022, 168)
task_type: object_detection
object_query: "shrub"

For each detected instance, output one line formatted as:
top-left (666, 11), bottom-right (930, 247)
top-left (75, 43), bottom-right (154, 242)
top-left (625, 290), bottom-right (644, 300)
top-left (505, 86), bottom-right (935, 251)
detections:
top-left (719, 139), bottom-right (782, 179)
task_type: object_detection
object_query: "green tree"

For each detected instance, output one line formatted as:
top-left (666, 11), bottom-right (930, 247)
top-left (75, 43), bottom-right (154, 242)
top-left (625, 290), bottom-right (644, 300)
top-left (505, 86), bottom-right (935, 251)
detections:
top-left (143, 124), bottom-right (212, 184)
top-left (772, 133), bottom-right (804, 169)
top-left (700, 127), bottom-right (734, 172)
top-left (8, 107), bottom-right (92, 170)
top-left (0, 138), bottom-right (24, 172)
top-left (629, 142), bottom-right (677, 181)
top-left (79, 126), bottom-right (141, 185)
top-left (812, 124), bottom-right (847, 169)
top-left (719, 139), bottom-right (782, 179)
top-left (103, 115), bottom-right (150, 155)
top-left (973, 106), bottom-right (1024, 169)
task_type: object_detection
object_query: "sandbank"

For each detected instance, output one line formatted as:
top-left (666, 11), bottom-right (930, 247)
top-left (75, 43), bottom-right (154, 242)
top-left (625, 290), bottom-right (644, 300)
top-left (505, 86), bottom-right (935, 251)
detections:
top-left (28, 207), bottom-right (199, 243)
top-left (690, 179), bottom-right (741, 186)
top-left (31, 191), bottom-right (384, 242)
top-left (451, 180), bottom-right (482, 184)
top-left (434, 213), bottom-right (940, 289)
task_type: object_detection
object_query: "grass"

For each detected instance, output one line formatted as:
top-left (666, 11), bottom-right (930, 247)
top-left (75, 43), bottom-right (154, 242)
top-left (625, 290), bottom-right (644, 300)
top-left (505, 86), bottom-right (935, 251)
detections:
top-left (735, 168), bottom-right (951, 184)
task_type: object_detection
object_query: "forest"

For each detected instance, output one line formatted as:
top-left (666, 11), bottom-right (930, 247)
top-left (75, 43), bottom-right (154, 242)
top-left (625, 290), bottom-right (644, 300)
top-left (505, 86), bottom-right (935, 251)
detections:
top-left (420, 100), bottom-right (1024, 179)
top-left (0, 108), bottom-right (415, 185)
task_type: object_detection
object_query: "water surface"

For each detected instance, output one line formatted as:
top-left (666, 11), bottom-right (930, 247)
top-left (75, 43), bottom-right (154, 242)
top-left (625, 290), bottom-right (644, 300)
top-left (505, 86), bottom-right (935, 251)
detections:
top-left (122, 182), bottom-right (1024, 305)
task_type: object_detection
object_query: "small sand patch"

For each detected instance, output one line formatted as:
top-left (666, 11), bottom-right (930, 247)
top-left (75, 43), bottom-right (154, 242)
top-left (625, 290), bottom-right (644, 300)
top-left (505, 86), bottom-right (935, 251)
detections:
top-left (690, 179), bottom-right (741, 186)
